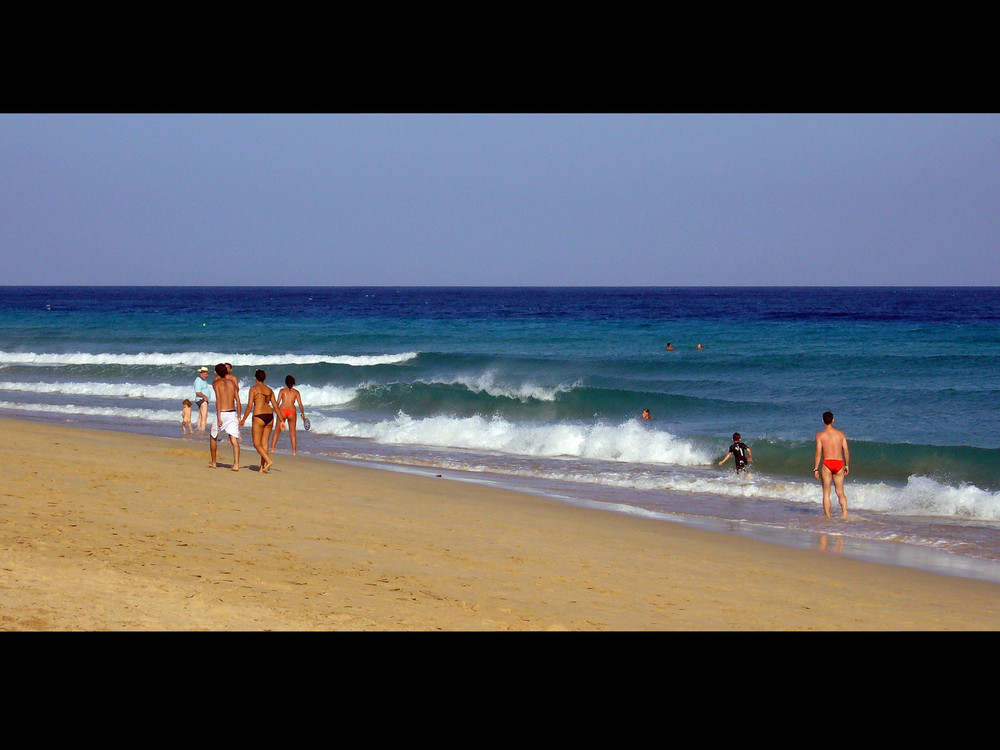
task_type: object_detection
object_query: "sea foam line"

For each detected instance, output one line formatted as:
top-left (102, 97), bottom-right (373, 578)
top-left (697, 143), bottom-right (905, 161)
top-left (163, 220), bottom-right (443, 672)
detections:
top-left (0, 400), bottom-right (178, 422)
top-left (0, 380), bottom-right (360, 407)
top-left (0, 350), bottom-right (419, 367)
top-left (0, 380), bottom-right (195, 401)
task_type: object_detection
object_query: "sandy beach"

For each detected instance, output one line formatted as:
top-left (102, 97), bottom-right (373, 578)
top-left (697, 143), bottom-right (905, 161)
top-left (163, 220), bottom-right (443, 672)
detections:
top-left (2, 416), bottom-right (999, 631)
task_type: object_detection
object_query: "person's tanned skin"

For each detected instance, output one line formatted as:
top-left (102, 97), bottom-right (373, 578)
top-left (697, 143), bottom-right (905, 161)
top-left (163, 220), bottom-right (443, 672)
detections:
top-left (814, 411), bottom-right (850, 518)
top-left (209, 363), bottom-right (241, 471)
top-left (241, 369), bottom-right (283, 474)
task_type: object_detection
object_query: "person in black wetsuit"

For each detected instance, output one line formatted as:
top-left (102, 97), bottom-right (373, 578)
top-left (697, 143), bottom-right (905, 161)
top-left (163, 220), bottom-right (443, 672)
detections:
top-left (718, 432), bottom-right (753, 474)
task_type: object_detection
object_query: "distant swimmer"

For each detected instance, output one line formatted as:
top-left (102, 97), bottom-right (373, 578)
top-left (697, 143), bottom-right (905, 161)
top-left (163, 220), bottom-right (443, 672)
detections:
top-left (696, 343), bottom-right (703, 350)
top-left (641, 408), bottom-right (651, 420)
top-left (665, 343), bottom-right (675, 351)
top-left (814, 411), bottom-right (850, 518)
top-left (719, 432), bottom-right (752, 475)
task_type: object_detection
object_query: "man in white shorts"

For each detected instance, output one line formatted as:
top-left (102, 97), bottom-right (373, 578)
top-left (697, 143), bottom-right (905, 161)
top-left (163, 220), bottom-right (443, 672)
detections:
top-left (209, 362), bottom-right (242, 471)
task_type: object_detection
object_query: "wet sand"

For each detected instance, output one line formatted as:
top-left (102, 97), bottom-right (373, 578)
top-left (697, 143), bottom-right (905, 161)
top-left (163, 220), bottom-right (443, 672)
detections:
top-left (2, 416), bottom-right (999, 630)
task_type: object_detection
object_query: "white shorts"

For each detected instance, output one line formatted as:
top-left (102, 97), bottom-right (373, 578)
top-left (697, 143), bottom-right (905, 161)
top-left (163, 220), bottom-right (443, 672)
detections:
top-left (211, 410), bottom-right (241, 440)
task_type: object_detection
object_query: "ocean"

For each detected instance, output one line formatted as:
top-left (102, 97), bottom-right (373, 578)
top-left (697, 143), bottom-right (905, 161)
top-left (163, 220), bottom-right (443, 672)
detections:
top-left (3, 286), bottom-right (1000, 584)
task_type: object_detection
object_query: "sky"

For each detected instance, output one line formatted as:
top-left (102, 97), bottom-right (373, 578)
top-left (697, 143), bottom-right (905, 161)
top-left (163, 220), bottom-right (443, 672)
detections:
top-left (2, 112), bottom-right (999, 286)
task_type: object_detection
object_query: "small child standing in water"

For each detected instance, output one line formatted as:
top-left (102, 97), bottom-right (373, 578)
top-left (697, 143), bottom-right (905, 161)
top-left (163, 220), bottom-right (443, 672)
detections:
top-left (181, 399), bottom-right (194, 434)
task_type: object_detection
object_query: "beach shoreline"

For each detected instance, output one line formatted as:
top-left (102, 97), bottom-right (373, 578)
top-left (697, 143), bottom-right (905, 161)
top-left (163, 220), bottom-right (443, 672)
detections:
top-left (3, 415), bottom-right (1000, 631)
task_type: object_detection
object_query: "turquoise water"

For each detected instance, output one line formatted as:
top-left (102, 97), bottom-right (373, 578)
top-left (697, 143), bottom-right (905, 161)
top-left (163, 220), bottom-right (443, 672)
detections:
top-left (3, 286), bottom-right (1000, 581)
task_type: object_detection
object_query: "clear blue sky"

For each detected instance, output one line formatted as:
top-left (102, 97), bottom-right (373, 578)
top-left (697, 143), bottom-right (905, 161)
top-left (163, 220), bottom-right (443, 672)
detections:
top-left (2, 113), bottom-right (999, 286)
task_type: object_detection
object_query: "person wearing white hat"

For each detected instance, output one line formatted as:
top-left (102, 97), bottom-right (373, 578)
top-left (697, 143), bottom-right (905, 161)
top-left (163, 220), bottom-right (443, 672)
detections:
top-left (194, 366), bottom-right (213, 431)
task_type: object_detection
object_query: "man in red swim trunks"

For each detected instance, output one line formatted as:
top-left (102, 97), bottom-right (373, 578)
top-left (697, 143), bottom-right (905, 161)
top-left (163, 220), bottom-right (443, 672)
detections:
top-left (813, 411), bottom-right (850, 518)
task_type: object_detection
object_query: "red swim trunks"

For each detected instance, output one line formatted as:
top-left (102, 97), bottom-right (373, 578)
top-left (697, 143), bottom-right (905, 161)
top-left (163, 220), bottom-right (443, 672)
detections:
top-left (282, 408), bottom-right (295, 418)
top-left (822, 459), bottom-right (845, 474)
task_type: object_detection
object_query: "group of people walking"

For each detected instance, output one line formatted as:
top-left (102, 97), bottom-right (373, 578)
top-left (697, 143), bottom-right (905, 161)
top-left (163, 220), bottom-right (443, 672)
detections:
top-left (184, 363), bottom-right (306, 473)
top-left (188, 362), bottom-right (851, 514)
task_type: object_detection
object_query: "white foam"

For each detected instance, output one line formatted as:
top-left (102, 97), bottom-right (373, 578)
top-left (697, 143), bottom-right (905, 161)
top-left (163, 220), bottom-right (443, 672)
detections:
top-left (0, 350), bottom-right (418, 367)
top-left (848, 475), bottom-right (1000, 521)
top-left (0, 379), bottom-right (361, 408)
top-left (0, 380), bottom-right (194, 401)
top-left (423, 371), bottom-right (580, 402)
top-left (308, 411), bottom-right (715, 466)
top-left (294, 383), bottom-right (361, 407)
top-left (0, 400), bottom-right (179, 422)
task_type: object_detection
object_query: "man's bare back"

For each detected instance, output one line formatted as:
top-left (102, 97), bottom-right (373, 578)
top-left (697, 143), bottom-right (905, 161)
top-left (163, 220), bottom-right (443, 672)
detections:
top-left (209, 364), bottom-right (241, 471)
top-left (214, 375), bottom-right (239, 413)
top-left (816, 427), bottom-right (848, 465)
top-left (813, 411), bottom-right (850, 518)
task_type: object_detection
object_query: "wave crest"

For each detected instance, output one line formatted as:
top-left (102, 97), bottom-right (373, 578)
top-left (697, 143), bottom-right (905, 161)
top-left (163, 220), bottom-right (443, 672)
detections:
top-left (311, 412), bottom-right (715, 465)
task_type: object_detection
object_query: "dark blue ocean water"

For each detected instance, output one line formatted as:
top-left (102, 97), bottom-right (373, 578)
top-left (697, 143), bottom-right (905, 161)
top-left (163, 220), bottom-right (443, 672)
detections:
top-left (3, 286), bottom-right (1000, 582)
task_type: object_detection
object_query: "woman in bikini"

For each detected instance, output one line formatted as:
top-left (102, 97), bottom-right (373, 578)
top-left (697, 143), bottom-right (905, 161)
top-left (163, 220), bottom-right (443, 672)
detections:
top-left (240, 369), bottom-right (284, 473)
top-left (270, 374), bottom-right (306, 456)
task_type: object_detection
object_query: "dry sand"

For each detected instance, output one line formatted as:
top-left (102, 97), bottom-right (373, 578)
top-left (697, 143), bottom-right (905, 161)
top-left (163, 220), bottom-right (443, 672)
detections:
top-left (2, 416), bottom-right (999, 630)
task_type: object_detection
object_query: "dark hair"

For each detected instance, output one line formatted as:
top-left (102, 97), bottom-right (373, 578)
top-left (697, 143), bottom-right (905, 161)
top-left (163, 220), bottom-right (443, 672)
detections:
top-left (823, 411), bottom-right (834, 425)
top-left (285, 375), bottom-right (296, 387)
top-left (215, 363), bottom-right (228, 378)
top-left (733, 432), bottom-right (741, 441)
top-left (256, 369), bottom-right (266, 382)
